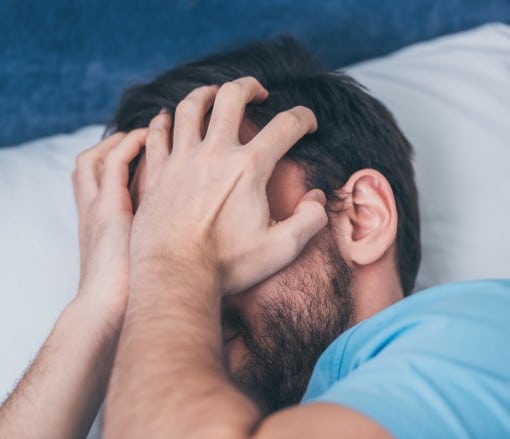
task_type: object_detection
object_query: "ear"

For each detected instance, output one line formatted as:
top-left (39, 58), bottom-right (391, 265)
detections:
top-left (333, 169), bottom-right (398, 266)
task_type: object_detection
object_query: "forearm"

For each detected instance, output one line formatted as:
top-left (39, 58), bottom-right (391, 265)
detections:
top-left (0, 295), bottom-right (121, 439)
top-left (104, 263), bottom-right (261, 439)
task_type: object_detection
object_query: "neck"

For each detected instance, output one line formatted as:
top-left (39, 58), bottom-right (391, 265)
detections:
top-left (350, 260), bottom-right (403, 325)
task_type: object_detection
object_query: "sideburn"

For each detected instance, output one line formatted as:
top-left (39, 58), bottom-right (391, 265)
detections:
top-left (231, 234), bottom-right (353, 414)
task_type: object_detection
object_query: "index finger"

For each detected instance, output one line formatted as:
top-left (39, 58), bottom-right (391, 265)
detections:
top-left (247, 106), bottom-right (317, 179)
top-left (74, 132), bottom-right (127, 207)
top-left (205, 76), bottom-right (268, 144)
top-left (100, 128), bottom-right (148, 192)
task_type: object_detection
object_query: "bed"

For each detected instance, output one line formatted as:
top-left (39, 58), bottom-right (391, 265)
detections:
top-left (1, 3), bottom-right (509, 437)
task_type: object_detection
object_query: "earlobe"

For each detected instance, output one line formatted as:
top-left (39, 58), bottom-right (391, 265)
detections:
top-left (334, 169), bottom-right (398, 266)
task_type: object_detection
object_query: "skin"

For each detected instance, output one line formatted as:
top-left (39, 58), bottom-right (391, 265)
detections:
top-left (131, 126), bottom-right (356, 412)
top-left (0, 76), bottom-right (401, 438)
top-left (128, 92), bottom-right (403, 413)
top-left (0, 130), bottom-right (147, 438)
top-left (104, 77), bottom-right (399, 438)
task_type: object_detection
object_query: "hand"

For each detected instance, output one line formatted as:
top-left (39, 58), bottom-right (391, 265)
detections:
top-left (130, 77), bottom-right (328, 295)
top-left (72, 129), bottom-right (147, 326)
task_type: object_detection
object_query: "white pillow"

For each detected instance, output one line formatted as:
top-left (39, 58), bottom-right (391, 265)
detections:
top-left (0, 126), bottom-right (105, 438)
top-left (0, 22), bottom-right (509, 437)
top-left (346, 22), bottom-right (510, 290)
top-left (0, 126), bottom-right (104, 378)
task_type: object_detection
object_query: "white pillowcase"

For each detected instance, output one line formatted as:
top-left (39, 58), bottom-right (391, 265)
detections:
top-left (0, 126), bottom-right (104, 398)
top-left (0, 23), bottom-right (509, 434)
top-left (346, 22), bottom-right (510, 290)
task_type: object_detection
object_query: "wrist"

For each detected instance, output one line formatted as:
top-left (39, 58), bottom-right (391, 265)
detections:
top-left (130, 257), bottom-right (221, 297)
top-left (69, 293), bottom-right (125, 342)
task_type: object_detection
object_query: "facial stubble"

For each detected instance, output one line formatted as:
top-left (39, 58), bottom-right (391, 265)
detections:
top-left (225, 229), bottom-right (354, 414)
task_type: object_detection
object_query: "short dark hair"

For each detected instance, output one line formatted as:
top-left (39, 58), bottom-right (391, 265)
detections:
top-left (106, 37), bottom-right (421, 294)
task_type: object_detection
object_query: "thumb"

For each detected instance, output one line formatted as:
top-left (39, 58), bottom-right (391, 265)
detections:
top-left (299, 188), bottom-right (327, 205)
top-left (268, 188), bottom-right (329, 265)
top-left (226, 189), bottom-right (328, 295)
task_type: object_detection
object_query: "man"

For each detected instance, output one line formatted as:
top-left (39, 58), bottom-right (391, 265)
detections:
top-left (0, 39), bottom-right (508, 438)
top-left (115, 38), bottom-right (420, 414)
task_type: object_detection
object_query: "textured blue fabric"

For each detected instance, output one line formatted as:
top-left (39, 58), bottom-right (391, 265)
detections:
top-left (301, 279), bottom-right (510, 438)
top-left (1, 0), bottom-right (510, 147)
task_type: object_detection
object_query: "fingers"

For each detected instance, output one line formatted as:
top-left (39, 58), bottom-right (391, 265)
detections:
top-left (100, 128), bottom-right (148, 192)
top-left (173, 86), bottom-right (218, 149)
top-left (247, 106), bottom-right (317, 180)
top-left (146, 111), bottom-right (172, 177)
top-left (267, 189), bottom-right (328, 267)
top-left (227, 189), bottom-right (328, 294)
top-left (72, 169), bottom-right (79, 207)
top-left (205, 77), bottom-right (268, 143)
top-left (74, 132), bottom-right (127, 209)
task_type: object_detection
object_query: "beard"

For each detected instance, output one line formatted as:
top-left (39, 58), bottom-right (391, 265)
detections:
top-left (222, 229), bottom-right (354, 414)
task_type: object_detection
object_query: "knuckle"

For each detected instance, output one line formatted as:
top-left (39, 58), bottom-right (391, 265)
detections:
top-left (296, 106), bottom-right (318, 130)
top-left (195, 85), bottom-right (216, 97)
top-left (122, 128), bottom-right (147, 146)
top-left (147, 125), bottom-right (166, 139)
top-left (243, 75), bottom-right (259, 85)
top-left (187, 85), bottom-right (214, 99)
top-left (130, 127), bottom-right (148, 137)
top-left (175, 98), bottom-right (197, 119)
top-left (103, 153), bottom-right (116, 169)
top-left (104, 131), bottom-right (124, 140)
top-left (281, 110), bottom-right (303, 132)
top-left (75, 151), bottom-right (89, 168)
top-left (242, 76), bottom-right (262, 91)
top-left (148, 115), bottom-right (166, 132)
top-left (104, 147), bottom-right (125, 168)
top-left (294, 105), bottom-right (311, 114)
top-left (218, 81), bottom-right (244, 99)
top-left (179, 85), bottom-right (217, 112)
top-left (147, 124), bottom-right (168, 143)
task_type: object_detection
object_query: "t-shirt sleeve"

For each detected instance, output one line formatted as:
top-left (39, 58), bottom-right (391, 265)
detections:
top-left (303, 283), bottom-right (510, 439)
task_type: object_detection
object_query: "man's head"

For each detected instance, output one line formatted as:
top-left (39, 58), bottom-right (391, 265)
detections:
top-left (107, 38), bottom-right (420, 413)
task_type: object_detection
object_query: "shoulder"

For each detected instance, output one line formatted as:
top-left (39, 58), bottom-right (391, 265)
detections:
top-left (302, 279), bottom-right (510, 438)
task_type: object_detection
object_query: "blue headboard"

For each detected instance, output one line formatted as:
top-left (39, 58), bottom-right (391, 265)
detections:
top-left (1, 0), bottom-right (509, 147)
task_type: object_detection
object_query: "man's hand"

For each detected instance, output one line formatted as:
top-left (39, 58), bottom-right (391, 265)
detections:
top-left (105, 77), bottom-right (391, 439)
top-left (73, 129), bottom-right (147, 327)
top-left (0, 130), bottom-right (148, 439)
top-left (104, 77), bottom-right (330, 439)
top-left (130, 77), bottom-right (328, 295)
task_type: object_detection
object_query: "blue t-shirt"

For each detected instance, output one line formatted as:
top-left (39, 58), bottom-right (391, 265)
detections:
top-left (301, 279), bottom-right (510, 438)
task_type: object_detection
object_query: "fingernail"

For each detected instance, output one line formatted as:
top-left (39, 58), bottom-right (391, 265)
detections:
top-left (159, 107), bottom-right (169, 115)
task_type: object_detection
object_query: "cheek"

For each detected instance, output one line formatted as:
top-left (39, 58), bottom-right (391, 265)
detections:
top-left (223, 226), bottom-right (334, 373)
top-left (222, 275), bottom-right (284, 373)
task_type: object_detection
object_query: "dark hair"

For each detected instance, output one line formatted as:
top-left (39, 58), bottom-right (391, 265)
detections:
top-left (106, 37), bottom-right (421, 294)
